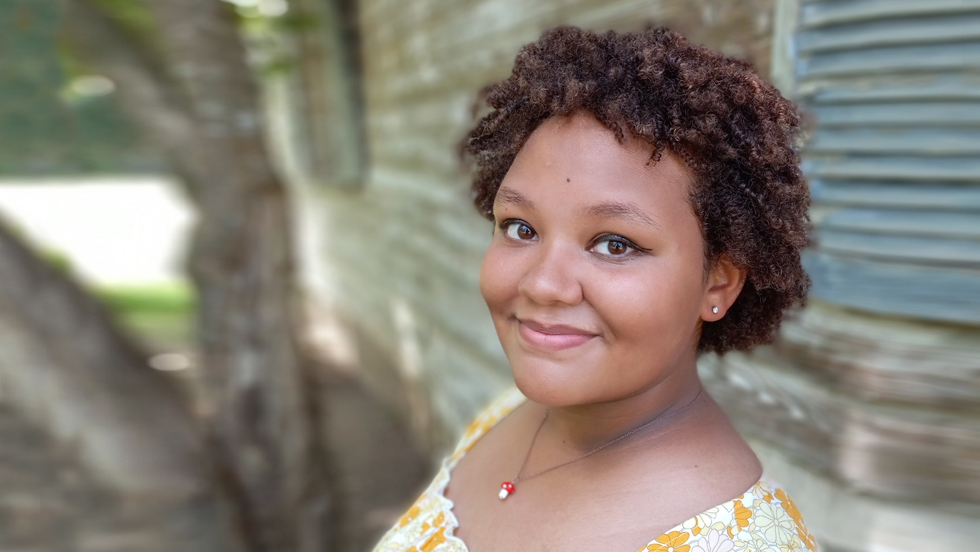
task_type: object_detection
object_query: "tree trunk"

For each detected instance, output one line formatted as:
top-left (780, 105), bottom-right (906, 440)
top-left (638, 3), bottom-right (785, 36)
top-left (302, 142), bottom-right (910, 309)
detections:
top-left (0, 218), bottom-right (245, 551)
top-left (60, 1), bottom-right (334, 550)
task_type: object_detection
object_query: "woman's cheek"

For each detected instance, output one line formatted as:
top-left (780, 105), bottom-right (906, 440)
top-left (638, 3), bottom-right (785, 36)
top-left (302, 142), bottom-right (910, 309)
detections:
top-left (587, 266), bottom-right (689, 343)
top-left (479, 242), bottom-right (518, 312)
top-left (586, 273), bottom-right (652, 338)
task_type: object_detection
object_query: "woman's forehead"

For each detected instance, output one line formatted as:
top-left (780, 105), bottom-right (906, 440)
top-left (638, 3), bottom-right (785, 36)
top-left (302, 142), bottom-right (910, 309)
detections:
top-left (500, 111), bottom-right (694, 211)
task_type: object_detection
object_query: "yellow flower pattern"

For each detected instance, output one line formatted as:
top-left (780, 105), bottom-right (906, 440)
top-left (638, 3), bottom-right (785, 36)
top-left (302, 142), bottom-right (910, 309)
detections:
top-left (646, 531), bottom-right (692, 552)
top-left (372, 387), bottom-right (819, 552)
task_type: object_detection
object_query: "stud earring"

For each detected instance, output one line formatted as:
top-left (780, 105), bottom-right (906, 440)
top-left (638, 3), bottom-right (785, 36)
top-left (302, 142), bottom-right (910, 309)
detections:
top-left (711, 306), bottom-right (719, 314)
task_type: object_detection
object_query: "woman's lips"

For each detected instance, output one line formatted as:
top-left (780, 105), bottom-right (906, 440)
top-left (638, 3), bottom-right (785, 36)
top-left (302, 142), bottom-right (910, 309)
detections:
top-left (516, 319), bottom-right (598, 351)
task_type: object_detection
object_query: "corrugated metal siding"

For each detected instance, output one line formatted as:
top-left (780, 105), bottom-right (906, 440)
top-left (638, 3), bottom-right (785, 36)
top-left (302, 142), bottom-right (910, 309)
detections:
top-left (795, 0), bottom-right (980, 323)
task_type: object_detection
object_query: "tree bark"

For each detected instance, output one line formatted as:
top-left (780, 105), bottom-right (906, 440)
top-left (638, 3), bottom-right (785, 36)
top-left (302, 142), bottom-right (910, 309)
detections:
top-left (60, 1), bottom-right (334, 550)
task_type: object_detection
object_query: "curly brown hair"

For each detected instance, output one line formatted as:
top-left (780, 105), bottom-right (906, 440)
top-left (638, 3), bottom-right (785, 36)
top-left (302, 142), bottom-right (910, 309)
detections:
top-left (464, 26), bottom-right (811, 355)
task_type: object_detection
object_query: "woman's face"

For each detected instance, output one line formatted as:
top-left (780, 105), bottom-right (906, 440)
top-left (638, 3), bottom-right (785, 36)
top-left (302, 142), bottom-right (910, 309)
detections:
top-left (479, 111), bottom-right (714, 407)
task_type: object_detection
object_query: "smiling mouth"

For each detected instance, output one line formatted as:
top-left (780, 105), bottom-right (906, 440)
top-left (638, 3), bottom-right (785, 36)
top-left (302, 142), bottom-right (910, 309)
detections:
top-left (515, 318), bottom-right (599, 351)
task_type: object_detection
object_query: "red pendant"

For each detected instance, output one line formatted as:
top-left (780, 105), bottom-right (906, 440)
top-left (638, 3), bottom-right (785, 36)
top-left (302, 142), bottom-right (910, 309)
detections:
top-left (498, 481), bottom-right (515, 500)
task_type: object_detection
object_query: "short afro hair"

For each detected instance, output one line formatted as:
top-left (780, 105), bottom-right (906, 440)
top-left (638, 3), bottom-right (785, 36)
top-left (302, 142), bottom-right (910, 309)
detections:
top-left (463, 26), bottom-right (811, 355)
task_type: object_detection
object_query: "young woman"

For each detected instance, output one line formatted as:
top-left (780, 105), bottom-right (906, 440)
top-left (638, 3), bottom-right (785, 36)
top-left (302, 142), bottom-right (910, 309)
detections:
top-left (374, 26), bottom-right (816, 552)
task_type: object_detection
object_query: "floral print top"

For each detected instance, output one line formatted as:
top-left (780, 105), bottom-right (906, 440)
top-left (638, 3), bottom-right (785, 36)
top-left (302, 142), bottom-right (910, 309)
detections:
top-left (373, 387), bottom-right (819, 552)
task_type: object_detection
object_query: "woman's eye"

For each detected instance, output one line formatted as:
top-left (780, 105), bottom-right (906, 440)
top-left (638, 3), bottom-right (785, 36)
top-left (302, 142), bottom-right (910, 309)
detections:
top-left (591, 236), bottom-right (636, 257)
top-left (502, 221), bottom-right (537, 241)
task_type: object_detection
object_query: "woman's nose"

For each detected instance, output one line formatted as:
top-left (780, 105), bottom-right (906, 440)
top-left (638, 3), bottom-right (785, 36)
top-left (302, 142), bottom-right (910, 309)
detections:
top-left (517, 241), bottom-right (584, 306)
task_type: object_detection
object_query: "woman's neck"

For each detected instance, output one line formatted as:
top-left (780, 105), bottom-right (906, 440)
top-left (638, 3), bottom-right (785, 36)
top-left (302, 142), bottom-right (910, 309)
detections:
top-left (531, 363), bottom-right (705, 457)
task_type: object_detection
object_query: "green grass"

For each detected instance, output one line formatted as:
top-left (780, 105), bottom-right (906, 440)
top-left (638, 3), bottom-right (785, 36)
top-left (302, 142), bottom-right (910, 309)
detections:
top-left (95, 283), bottom-right (196, 350)
top-left (96, 282), bottom-right (195, 314)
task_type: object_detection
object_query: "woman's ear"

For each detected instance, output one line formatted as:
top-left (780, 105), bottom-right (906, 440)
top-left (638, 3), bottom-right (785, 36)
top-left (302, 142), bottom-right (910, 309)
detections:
top-left (701, 253), bottom-right (747, 321)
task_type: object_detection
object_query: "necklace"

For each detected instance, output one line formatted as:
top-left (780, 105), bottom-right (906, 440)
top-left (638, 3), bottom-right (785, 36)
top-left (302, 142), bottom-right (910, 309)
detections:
top-left (498, 387), bottom-right (705, 500)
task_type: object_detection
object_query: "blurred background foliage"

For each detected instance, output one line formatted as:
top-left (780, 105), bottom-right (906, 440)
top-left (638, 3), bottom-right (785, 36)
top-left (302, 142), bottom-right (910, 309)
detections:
top-left (0, 0), bottom-right (158, 174)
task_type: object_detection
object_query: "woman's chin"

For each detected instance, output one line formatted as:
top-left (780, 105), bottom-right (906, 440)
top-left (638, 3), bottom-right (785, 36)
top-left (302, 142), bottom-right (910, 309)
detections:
top-left (510, 360), bottom-right (596, 407)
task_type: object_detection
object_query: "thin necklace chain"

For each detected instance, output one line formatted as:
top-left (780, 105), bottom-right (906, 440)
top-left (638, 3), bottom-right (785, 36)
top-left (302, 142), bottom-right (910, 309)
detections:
top-left (513, 387), bottom-right (705, 484)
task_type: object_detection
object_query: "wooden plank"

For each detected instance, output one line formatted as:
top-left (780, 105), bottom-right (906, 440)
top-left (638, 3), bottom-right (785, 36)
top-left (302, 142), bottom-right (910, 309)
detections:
top-left (818, 209), bottom-right (980, 239)
top-left (799, 41), bottom-right (980, 78)
top-left (804, 156), bottom-right (980, 182)
top-left (809, 102), bottom-right (980, 127)
top-left (799, 73), bottom-right (980, 104)
top-left (808, 127), bottom-right (980, 156)
top-left (816, 228), bottom-right (980, 266)
top-left (810, 180), bottom-right (980, 210)
top-left (777, 302), bottom-right (980, 406)
top-left (800, 0), bottom-right (980, 30)
top-left (799, 13), bottom-right (980, 53)
top-left (700, 351), bottom-right (980, 503)
top-left (802, 252), bottom-right (980, 323)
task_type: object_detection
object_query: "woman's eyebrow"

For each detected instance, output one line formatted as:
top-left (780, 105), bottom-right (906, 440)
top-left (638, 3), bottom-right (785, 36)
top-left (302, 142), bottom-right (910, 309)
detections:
top-left (584, 201), bottom-right (661, 230)
top-left (495, 186), bottom-right (537, 210)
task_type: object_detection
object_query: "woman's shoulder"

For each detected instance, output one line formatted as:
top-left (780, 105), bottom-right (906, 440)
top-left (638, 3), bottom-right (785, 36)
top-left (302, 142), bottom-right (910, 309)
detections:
top-left (448, 386), bottom-right (526, 465)
top-left (370, 387), bottom-right (528, 552)
top-left (638, 476), bottom-right (819, 552)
